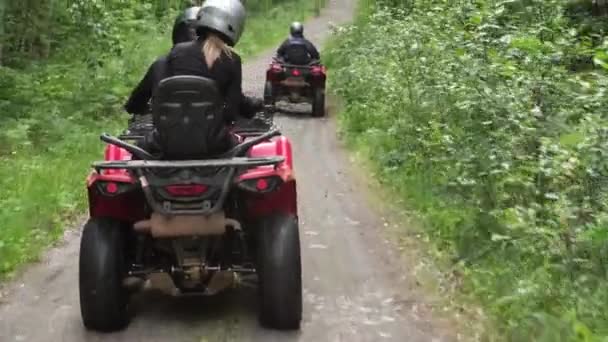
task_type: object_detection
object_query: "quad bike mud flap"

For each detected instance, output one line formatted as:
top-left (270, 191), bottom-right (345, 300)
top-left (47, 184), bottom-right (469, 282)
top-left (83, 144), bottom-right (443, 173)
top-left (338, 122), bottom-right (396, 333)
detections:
top-left (134, 211), bottom-right (227, 238)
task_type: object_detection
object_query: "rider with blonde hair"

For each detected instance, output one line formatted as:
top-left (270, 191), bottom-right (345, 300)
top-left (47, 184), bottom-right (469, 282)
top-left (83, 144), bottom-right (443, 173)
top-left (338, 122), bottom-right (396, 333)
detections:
top-left (125, 0), bottom-right (252, 128)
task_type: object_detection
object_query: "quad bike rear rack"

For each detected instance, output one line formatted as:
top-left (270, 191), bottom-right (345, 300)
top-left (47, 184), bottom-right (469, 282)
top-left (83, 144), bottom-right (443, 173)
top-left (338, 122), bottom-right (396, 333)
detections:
top-left (272, 58), bottom-right (321, 70)
top-left (119, 114), bottom-right (154, 140)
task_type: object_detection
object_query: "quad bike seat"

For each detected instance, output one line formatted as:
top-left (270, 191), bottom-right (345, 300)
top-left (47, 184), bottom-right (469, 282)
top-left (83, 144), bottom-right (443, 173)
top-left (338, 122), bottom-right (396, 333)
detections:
top-left (151, 76), bottom-right (228, 160)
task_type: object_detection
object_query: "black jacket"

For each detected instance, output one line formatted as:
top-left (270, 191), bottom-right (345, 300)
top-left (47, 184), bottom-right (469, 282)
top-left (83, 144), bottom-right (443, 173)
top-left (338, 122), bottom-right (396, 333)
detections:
top-left (124, 40), bottom-right (257, 122)
top-left (277, 37), bottom-right (320, 63)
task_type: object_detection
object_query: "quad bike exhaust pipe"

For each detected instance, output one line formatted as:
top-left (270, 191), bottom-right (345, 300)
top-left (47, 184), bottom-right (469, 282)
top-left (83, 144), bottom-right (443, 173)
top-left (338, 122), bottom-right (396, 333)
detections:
top-left (133, 213), bottom-right (241, 237)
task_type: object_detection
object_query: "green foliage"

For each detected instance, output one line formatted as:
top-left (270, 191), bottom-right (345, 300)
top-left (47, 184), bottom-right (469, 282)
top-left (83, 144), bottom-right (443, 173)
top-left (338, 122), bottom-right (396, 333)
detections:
top-left (0, 6), bottom-right (175, 278)
top-left (2, 1), bottom-right (185, 66)
top-left (0, 0), bottom-right (322, 279)
top-left (327, 0), bottom-right (608, 339)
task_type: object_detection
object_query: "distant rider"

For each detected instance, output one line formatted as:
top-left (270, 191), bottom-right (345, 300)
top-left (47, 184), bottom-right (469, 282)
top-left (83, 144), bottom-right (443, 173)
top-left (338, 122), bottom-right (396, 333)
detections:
top-left (276, 22), bottom-right (320, 65)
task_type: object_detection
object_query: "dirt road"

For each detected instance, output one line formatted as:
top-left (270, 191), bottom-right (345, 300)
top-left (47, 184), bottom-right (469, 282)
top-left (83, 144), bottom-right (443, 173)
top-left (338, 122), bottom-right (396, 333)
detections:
top-left (0, 1), bottom-right (457, 341)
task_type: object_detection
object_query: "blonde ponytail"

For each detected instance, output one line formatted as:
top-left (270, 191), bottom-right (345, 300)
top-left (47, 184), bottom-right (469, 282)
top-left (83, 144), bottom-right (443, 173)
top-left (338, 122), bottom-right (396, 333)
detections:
top-left (202, 34), bottom-right (233, 69)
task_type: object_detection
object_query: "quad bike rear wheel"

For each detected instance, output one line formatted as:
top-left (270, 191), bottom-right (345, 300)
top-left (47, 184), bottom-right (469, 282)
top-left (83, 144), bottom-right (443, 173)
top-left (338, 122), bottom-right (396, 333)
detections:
top-left (257, 213), bottom-right (302, 330)
top-left (79, 217), bottom-right (130, 332)
top-left (312, 88), bottom-right (326, 117)
top-left (264, 81), bottom-right (275, 106)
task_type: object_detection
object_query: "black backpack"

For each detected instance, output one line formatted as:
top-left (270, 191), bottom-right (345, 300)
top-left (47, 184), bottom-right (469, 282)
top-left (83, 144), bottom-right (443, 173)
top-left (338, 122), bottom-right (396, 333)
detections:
top-left (151, 76), bottom-right (228, 159)
top-left (284, 43), bottom-right (313, 65)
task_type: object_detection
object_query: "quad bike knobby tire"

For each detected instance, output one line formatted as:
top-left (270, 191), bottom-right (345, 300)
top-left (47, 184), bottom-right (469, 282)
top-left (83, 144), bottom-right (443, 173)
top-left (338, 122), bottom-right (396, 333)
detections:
top-left (312, 88), bottom-right (326, 117)
top-left (79, 217), bottom-right (130, 332)
top-left (257, 213), bottom-right (302, 330)
top-left (264, 81), bottom-right (275, 106)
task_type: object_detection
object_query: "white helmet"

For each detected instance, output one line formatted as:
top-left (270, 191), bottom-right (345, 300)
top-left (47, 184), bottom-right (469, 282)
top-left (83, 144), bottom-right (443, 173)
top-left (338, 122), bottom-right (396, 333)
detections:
top-left (196, 0), bottom-right (246, 47)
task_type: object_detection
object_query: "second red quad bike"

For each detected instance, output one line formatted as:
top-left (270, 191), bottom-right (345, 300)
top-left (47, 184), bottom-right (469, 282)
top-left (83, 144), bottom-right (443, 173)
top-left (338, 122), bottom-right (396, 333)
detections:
top-left (264, 57), bottom-right (327, 117)
top-left (79, 76), bottom-right (302, 332)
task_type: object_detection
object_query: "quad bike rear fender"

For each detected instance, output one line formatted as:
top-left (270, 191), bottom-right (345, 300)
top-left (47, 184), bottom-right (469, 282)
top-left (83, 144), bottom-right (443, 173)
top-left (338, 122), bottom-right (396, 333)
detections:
top-left (87, 144), bottom-right (145, 222)
top-left (242, 135), bottom-right (298, 218)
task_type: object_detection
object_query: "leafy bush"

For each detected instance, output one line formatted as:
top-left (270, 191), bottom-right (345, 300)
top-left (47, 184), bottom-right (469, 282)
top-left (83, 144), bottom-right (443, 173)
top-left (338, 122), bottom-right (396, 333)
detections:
top-left (0, 2), bottom-right (177, 277)
top-left (327, 0), bottom-right (608, 339)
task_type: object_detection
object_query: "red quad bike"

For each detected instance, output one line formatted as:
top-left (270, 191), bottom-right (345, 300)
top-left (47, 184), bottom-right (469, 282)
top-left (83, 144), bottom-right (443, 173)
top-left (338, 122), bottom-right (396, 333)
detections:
top-left (264, 57), bottom-right (327, 117)
top-left (79, 76), bottom-right (302, 332)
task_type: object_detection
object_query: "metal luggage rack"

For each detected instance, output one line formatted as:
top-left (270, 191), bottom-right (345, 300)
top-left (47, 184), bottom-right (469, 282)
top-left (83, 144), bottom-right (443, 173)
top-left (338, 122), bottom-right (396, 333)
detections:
top-left (120, 114), bottom-right (154, 140)
top-left (233, 110), bottom-right (278, 137)
top-left (119, 109), bottom-right (278, 140)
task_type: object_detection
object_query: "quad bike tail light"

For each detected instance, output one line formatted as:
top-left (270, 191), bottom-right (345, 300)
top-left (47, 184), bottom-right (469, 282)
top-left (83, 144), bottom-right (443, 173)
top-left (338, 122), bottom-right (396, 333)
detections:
top-left (311, 66), bottom-right (325, 76)
top-left (291, 69), bottom-right (301, 77)
top-left (96, 181), bottom-right (136, 197)
top-left (238, 176), bottom-right (283, 194)
top-left (271, 64), bottom-right (283, 73)
top-left (164, 184), bottom-right (208, 197)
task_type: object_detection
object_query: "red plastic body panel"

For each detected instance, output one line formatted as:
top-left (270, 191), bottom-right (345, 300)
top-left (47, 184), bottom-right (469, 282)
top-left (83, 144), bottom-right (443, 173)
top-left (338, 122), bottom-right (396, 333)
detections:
top-left (87, 172), bottom-right (146, 222)
top-left (266, 63), bottom-right (284, 82)
top-left (87, 145), bottom-right (145, 222)
top-left (266, 63), bottom-right (327, 88)
top-left (246, 135), bottom-right (293, 173)
top-left (87, 135), bottom-right (298, 222)
top-left (245, 180), bottom-right (298, 219)
top-left (242, 135), bottom-right (298, 218)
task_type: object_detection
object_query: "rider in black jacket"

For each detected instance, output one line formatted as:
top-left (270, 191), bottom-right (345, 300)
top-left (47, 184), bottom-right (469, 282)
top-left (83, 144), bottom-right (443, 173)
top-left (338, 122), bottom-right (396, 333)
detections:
top-left (276, 22), bottom-right (320, 65)
top-left (125, 5), bottom-right (262, 120)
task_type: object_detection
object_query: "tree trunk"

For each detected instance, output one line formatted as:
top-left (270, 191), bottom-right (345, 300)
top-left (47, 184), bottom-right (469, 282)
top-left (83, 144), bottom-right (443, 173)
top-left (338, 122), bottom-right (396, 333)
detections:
top-left (593, 0), bottom-right (608, 16)
top-left (314, 0), bottom-right (322, 17)
top-left (0, 0), bottom-right (5, 65)
top-left (43, 0), bottom-right (53, 59)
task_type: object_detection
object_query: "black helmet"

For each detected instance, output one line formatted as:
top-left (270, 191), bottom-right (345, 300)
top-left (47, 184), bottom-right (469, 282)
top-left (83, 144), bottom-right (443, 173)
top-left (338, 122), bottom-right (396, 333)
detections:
top-left (172, 6), bottom-right (201, 45)
top-left (290, 22), bottom-right (304, 38)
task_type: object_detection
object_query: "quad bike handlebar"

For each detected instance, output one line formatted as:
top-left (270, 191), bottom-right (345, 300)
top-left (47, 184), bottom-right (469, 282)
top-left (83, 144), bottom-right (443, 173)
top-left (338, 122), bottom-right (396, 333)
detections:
top-left (100, 133), bottom-right (156, 160)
